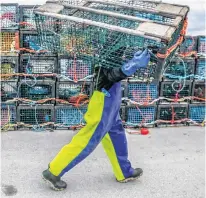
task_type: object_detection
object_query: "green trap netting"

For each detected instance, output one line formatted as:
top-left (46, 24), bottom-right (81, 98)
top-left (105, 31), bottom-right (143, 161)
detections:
top-left (34, 1), bottom-right (189, 81)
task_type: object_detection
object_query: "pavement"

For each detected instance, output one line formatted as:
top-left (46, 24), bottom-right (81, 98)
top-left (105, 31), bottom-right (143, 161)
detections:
top-left (1, 127), bottom-right (205, 198)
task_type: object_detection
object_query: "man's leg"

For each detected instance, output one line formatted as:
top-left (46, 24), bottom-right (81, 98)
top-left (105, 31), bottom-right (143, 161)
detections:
top-left (102, 115), bottom-right (143, 182)
top-left (43, 90), bottom-right (119, 190)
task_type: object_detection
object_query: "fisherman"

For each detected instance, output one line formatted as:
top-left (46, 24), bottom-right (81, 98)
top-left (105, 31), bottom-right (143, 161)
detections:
top-left (42, 49), bottom-right (150, 191)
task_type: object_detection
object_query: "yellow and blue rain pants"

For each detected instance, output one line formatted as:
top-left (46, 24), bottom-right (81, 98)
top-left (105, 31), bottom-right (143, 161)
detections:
top-left (49, 82), bottom-right (134, 181)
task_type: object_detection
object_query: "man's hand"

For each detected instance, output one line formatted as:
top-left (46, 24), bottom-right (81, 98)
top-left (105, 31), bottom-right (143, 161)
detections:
top-left (121, 49), bottom-right (151, 76)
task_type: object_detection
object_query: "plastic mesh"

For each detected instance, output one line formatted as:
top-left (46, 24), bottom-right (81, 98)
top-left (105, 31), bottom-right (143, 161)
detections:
top-left (127, 106), bottom-right (155, 125)
top-left (56, 106), bottom-right (87, 127)
top-left (19, 107), bottom-right (52, 124)
top-left (189, 105), bottom-right (205, 122)
top-left (0, 4), bottom-right (18, 29)
top-left (1, 81), bottom-right (18, 102)
top-left (128, 83), bottom-right (158, 103)
top-left (1, 104), bottom-right (16, 126)
top-left (59, 57), bottom-right (93, 81)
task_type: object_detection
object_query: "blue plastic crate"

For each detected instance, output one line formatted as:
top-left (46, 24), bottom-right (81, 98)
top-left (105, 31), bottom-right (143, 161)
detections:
top-left (189, 105), bottom-right (205, 123)
top-left (1, 104), bottom-right (16, 128)
top-left (1, 4), bottom-right (19, 30)
top-left (126, 106), bottom-right (156, 127)
top-left (198, 36), bottom-right (206, 54)
top-left (196, 58), bottom-right (206, 80)
top-left (59, 55), bottom-right (93, 81)
top-left (128, 83), bottom-right (158, 103)
top-left (179, 36), bottom-right (197, 54)
top-left (55, 106), bottom-right (87, 128)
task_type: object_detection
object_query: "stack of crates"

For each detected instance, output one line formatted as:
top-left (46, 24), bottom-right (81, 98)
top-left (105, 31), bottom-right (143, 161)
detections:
top-left (189, 35), bottom-right (206, 125)
top-left (157, 36), bottom-right (198, 126)
top-left (16, 5), bottom-right (56, 129)
top-left (1, 4), bottom-right (19, 130)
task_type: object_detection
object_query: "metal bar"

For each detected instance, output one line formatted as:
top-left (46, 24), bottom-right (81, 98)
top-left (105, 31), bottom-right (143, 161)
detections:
top-left (86, 0), bottom-right (182, 18)
top-left (34, 11), bottom-right (163, 41)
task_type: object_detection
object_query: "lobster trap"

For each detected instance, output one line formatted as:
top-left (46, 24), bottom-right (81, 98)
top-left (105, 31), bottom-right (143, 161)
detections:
top-left (19, 5), bottom-right (40, 31)
top-left (188, 104), bottom-right (205, 123)
top-left (126, 82), bottom-right (158, 104)
top-left (1, 55), bottom-right (19, 80)
top-left (163, 57), bottom-right (195, 81)
top-left (17, 104), bottom-right (54, 129)
top-left (1, 81), bottom-right (18, 102)
top-left (55, 105), bottom-right (87, 128)
top-left (58, 55), bottom-right (94, 81)
top-left (156, 104), bottom-right (188, 126)
top-left (56, 81), bottom-right (93, 104)
top-left (160, 81), bottom-right (192, 103)
top-left (191, 81), bottom-right (205, 103)
top-left (197, 36), bottom-right (206, 55)
top-left (1, 103), bottom-right (17, 131)
top-left (0, 30), bottom-right (19, 54)
top-left (0, 3), bottom-right (19, 30)
top-left (125, 105), bottom-right (156, 127)
top-left (179, 36), bottom-right (197, 56)
top-left (195, 58), bottom-right (206, 80)
top-left (20, 54), bottom-right (57, 77)
top-left (34, 1), bottom-right (189, 82)
top-left (18, 80), bottom-right (56, 104)
top-left (20, 31), bottom-right (54, 54)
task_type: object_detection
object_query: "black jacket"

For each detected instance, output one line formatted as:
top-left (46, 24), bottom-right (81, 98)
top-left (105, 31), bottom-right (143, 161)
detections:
top-left (94, 67), bottom-right (127, 91)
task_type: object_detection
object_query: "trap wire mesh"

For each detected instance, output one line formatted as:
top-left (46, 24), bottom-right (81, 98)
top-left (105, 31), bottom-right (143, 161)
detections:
top-left (1, 104), bottom-right (17, 130)
top-left (157, 104), bottom-right (188, 125)
top-left (0, 4), bottom-right (19, 30)
top-left (58, 55), bottom-right (93, 81)
top-left (189, 104), bottom-right (205, 123)
top-left (0, 31), bottom-right (19, 53)
top-left (19, 80), bottom-right (55, 103)
top-left (1, 81), bottom-right (18, 102)
top-left (163, 57), bottom-right (195, 80)
top-left (160, 81), bottom-right (191, 103)
top-left (34, 1), bottom-right (189, 82)
top-left (20, 5), bottom-right (40, 30)
top-left (127, 82), bottom-right (158, 103)
top-left (56, 81), bottom-right (92, 104)
top-left (55, 105), bottom-right (87, 128)
top-left (20, 55), bottom-right (57, 75)
top-left (126, 105), bottom-right (156, 127)
top-left (192, 81), bottom-right (205, 103)
top-left (1, 55), bottom-right (19, 80)
top-left (179, 36), bottom-right (197, 54)
top-left (196, 58), bottom-right (206, 80)
top-left (198, 36), bottom-right (206, 54)
top-left (17, 105), bottom-right (54, 127)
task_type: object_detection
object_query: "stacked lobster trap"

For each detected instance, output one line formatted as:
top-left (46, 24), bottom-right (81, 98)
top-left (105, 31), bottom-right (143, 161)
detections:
top-left (1, 4), bottom-right (19, 130)
top-left (34, 0), bottom-right (190, 128)
top-left (0, 1), bottom-right (205, 131)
